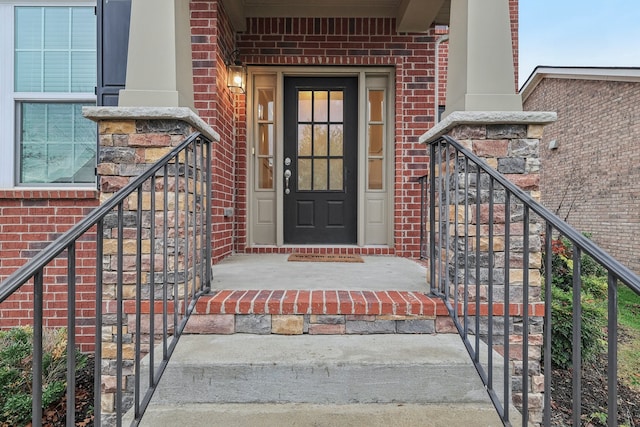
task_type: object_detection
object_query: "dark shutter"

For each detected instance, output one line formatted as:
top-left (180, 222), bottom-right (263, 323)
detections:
top-left (97, 0), bottom-right (131, 106)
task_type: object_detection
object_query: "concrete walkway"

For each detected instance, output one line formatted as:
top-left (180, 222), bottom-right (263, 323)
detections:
top-left (211, 254), bottom-right (428, 291)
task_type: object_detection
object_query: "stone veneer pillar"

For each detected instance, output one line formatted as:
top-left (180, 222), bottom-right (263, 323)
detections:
top-left (83, 107), bottom-right (219, 425)
top-left (420, 111), bottom-right (557, 426)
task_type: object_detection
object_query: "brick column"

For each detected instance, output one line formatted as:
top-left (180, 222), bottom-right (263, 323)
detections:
top-left (420, 111), bottom-right (556, 426)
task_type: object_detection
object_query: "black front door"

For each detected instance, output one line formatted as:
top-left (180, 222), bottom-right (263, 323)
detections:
top-left (283, 77), bottom-right (358, 244)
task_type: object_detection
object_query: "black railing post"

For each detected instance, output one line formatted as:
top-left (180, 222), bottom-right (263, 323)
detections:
top-left (417, 175), bottom-right (428, 260)
top-left (572, 246), bottom-right (582, 427)
top-left (205, 138), bottom-right (213, 288)
top-left (95, 219), bottom-right (104, 427)
top-left (463, 157), bottom-right (470, 339)
top-left (503, 191), bottom-right (511, 423)
top-left (149, 170), bottom-right (157, 386)
top-left (543, 223), bottom-right (553, 427)
top-left (429, 142), bottom-right (437, 294)
top-left (522, 206), bottom-right (531, 425)
top-left (66, 243), bottom-right (77, 426)
top-left (607, 272), bottom-right (618, 427)
top-left (115, 203), bottom-right (124, 427)
top-left (134, 186), bottom-right (143, 420)
top-left (32, 271), bottom-right (44, 427)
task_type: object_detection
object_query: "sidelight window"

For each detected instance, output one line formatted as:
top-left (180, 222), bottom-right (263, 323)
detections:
top-left (367, 89), bottom-right (385, 190)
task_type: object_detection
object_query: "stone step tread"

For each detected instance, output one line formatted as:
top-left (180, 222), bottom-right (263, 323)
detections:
top-left (137, 403), bottom-right (503, 427)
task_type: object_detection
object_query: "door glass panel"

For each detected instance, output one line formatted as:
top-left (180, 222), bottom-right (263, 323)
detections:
top-left (296, 88), bottom-right (345, 193)
top-left (313, 159), bottom-right (328, 190)
top-left (368, 159), bottom-right (383, 190)
top-left (298, 159), bottom-right (311, 190)
top-left (329, 91), bottom-right (343, 122)
top-left (369, 90), bottom-right (384, 122)
top-left (313, 91), bottom-right (328, 122)
top-left (298, 91), bottom-right (312, 122)
top-left (369, 124), bottom-right (383, 156)
top-left (329, 159), bottom-right (343, 190)
top-left (298, 124), bottom-right (311, 156)
top-left (329, 125), bottom-right (343, 156)
top-left (313, 125), bottom-right (328, 156)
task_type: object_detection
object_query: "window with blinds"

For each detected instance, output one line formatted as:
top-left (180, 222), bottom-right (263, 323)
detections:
top-left (14, 6), bottom-right (97, 185)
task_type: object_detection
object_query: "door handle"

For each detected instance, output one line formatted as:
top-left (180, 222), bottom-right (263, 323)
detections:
top-left (284, 169), bottom-right (292, 194)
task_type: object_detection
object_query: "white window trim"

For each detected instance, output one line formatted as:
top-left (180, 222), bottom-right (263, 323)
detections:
top-left (0, 0), bottom-right (97, 190)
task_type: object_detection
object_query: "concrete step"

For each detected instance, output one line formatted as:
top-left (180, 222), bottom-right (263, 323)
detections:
top-left (147, 334), bottom-right (492, 406)
top-left (137, 402), bottom-right (503, 427)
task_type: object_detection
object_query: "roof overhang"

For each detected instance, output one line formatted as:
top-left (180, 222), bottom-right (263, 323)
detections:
top-left (521, 66), bottom-right (640, 102)
top-left (221, 0), bottom-right (451, 32)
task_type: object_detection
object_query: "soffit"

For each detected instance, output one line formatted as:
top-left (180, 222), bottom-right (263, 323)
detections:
top-left (222, 0), bottom-right (450, 32)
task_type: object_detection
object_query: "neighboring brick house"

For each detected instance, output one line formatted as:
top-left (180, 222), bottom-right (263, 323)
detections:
top-left (1, 0), bottom-right (524, 340)
top-left (521, 66), bottom-right (640, 274)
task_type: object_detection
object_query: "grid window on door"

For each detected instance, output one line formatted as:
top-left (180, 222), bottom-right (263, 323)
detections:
top-left (14, 6), bottom-right (96, 185)
top-left (296, 90), bottom-right (344, 191)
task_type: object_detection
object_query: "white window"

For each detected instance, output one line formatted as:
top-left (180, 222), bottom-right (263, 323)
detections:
top-left (0, 2), bottom-right (97, 188)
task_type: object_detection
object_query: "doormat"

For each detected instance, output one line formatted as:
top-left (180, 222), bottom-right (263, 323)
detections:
top-left (287, 254), bottom-right (364, 263)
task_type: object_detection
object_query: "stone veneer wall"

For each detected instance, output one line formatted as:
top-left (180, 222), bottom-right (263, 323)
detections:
top-left (447, 122), bottom-right (544, 424)
top-left (421, 112), bottom-right (556, 426)
top-left (86, 107), bottom-right (219, 425)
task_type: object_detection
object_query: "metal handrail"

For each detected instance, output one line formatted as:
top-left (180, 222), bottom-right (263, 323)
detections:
top-left (428, 134), bottom-right (640, 427)
top-left (0, 131), bottom-right (213, 427)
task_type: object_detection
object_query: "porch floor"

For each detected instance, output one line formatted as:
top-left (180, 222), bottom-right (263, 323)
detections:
top-left (194, 254), bottom-right (442, 321)
top-left (210, 254), bottom-right (428, 291)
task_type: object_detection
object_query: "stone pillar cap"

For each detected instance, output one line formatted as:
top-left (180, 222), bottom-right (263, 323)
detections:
top-left (419, 111), bottom-right (557, 144)
top-left (83, 106), bottom-right (220, 143)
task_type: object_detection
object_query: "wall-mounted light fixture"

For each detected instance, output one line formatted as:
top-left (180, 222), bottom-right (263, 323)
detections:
top-left (226, 49), bottom-right (246, 94)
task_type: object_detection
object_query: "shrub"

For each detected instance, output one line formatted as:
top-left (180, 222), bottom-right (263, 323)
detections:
top-left (581, 275), bottom-right (608, 300)
top-left (544, 235), bottom-right (608, 369)
top-left (0, 326), bottom-right (87, 427)
top-left (550, 285), bottom-right (605, 369)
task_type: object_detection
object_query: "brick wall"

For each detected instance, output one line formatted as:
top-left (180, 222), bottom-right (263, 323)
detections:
top-left (191, 0), bottom-right (237, 261)
top-left (190, 0), bottom-right (519, 259)
top-left (234, 17), bottom-right (438, 258)
top-left (0, 191), bottom-right (99, 351)
top-left (524, 77), bottom-right (640, 274)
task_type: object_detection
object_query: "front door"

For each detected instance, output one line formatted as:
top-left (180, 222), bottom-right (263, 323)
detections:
top-left (283, 77), bottom-right (357, 244)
